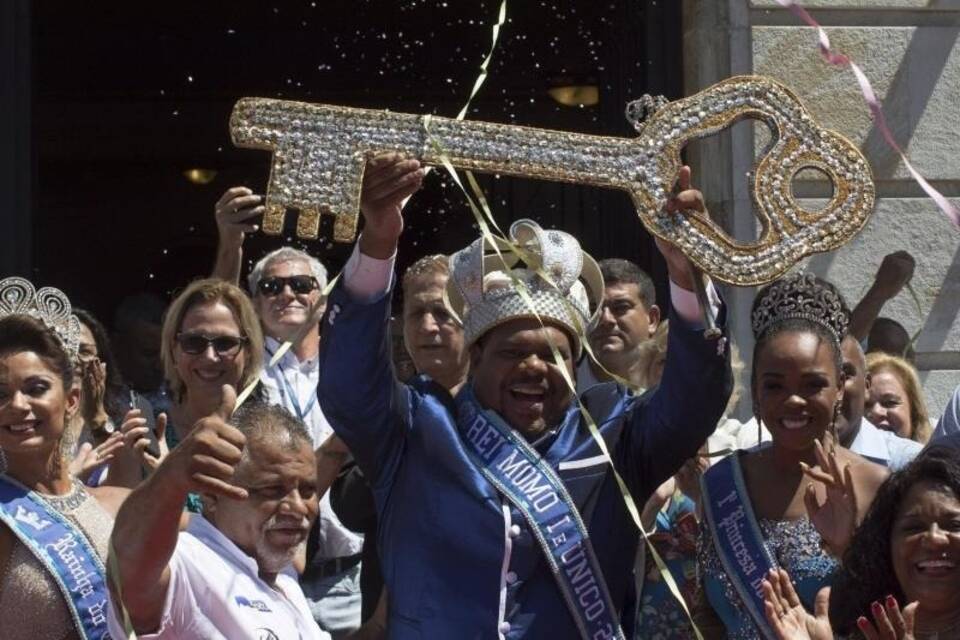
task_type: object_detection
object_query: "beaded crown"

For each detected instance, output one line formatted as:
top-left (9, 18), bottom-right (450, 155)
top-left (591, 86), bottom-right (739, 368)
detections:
top-left (445, 219), bottom-right (604, 358)
top-left (0, 277), bottom-right (81, 361)
top-left (751, 271), bottom-right (849, 343)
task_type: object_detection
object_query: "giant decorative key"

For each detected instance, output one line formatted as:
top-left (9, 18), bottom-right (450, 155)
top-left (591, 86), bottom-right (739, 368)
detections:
top-left (230, 75), bottom-right (874, 286)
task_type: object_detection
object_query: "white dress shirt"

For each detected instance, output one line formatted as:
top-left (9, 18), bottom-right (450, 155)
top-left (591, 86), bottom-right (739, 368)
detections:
top-left (260, 337), bottom-right (364, 560)
top-left (108, 515), bottom-right (330, 640)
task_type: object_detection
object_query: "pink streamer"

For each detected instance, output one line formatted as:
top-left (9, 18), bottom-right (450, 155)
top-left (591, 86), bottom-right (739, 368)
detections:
top-left (775, 0), bottom-right (960, 229)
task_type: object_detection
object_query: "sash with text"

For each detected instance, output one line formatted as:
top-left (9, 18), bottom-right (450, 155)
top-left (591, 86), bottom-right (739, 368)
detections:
top-left (456, 387), bottom-right (625, 640)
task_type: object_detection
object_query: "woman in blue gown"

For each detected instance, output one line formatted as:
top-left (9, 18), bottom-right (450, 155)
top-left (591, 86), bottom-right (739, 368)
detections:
top-left (696, 273), bottom-right (888, 639)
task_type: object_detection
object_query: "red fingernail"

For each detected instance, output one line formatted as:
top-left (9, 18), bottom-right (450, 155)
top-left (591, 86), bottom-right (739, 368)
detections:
top-left (872, 601), bottom-right (883, 613)
top-left (886, 595), bottom-right (896, 608)
top-left (858, 617), bottom-right (869, 628)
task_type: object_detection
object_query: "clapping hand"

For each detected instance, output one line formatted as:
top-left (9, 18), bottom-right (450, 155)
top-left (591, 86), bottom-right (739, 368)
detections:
top-left (160, 385), bottom-right (248, 500)
top-left (79, 358), bottom-right (109, 426)
top-left (857, 596), bottom-right (918, 640)
top-left (800, 431), bottom-right (858, 558)
top-left (762, 568), bottom-right (833, 640)
top-left (69, 432), bottom-right (125, 482)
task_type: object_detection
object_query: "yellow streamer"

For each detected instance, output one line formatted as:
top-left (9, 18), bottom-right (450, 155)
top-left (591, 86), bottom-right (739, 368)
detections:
top-left (424, 125), bottom-right (705, 639)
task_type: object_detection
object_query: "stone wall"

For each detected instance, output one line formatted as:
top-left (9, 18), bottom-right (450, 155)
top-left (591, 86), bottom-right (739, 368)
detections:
top-left (683, 0), bottom-right (960, 422)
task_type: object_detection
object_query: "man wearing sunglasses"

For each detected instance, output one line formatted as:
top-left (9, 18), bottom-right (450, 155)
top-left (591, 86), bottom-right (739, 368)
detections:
top-left (212, 192), bottom-right (366, 636)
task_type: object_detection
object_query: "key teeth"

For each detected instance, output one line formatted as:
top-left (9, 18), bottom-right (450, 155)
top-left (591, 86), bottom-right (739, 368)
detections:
top-left (333, 212), bottom-right (359, 243)
top-left (296, 207), bottom-right (321, 240)
top-left (261, 200), bottom-right (358, 243)
top-left (261, 202), bottom-right (286, 236)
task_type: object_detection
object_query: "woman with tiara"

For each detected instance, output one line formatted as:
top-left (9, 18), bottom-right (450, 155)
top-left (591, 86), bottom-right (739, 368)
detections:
top-left (0, 277), bottom-right (134, 640)
top-left (696, 272), bottom-right (889, 639)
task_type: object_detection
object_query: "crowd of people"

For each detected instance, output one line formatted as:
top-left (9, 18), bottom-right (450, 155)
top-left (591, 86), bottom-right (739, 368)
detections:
top-left (0, 152), bottom-right (957, 640)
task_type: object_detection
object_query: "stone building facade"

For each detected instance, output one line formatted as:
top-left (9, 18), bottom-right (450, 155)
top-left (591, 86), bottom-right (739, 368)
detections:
top-left (684, 0), bottom-right (960, 421)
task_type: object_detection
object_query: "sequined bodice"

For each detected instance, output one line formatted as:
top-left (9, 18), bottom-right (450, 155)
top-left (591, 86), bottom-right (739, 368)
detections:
top-left (698, 515), bottom-right (838, 640)
top-left (0, 478), bottom-right (114, 640)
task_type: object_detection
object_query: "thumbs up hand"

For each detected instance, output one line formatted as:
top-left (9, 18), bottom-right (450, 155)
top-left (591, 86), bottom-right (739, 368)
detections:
top-left (162, 385), bottom-right (249, 500)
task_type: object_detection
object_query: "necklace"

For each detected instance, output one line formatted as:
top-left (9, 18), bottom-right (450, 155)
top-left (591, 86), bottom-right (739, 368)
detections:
top-left (36, 477), bottom-right (88, 513)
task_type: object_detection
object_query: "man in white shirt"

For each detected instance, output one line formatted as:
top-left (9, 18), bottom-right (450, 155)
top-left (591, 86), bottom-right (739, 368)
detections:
top-left (212, 188), bottom-right (365, 634)
top-left (108, 392), bottom-right (330, 639)
top-left (836, 333), bottom-right (921, 470)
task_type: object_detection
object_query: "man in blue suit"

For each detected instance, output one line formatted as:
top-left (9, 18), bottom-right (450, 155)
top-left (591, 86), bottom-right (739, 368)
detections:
top-left (317, 153), bottom-right (732, 639)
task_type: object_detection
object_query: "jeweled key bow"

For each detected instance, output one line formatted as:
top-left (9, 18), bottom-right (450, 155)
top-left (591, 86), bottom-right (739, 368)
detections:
top-left (230, 75), bottom-right (874, 286)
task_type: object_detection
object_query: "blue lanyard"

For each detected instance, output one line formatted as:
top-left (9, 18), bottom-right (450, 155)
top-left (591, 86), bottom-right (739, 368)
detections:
top-left (267, 347), bottom-right (318, 421)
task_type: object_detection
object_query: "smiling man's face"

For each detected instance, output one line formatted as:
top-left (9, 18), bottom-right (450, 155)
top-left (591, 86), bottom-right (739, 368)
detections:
top-left (470, 318), bottom-right (574, 441)
top-left (254, 259), bottom-right (324, 341)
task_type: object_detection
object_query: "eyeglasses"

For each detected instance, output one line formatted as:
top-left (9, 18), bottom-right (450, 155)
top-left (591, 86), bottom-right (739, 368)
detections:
top-left (176, 333), bottom-right (248, 356)
top-left (257, 275), bottom-right (319, 297)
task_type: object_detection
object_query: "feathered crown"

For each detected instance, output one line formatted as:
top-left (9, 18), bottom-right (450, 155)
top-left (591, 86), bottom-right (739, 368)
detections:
top-left (0, 277), bottom-right (81, 361)
top-left (751, 271), bottom-right (849, 343)
top-left (445, 219), bottom-right (604, 358)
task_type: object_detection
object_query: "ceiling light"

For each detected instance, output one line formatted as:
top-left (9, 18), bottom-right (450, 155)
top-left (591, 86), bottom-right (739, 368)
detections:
top-left (548, 85), bottom-right (599, 107)
top-left (183, 168), bottom-right (218, 185)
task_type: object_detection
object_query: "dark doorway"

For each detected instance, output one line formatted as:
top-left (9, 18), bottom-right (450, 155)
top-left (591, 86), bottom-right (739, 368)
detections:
top-left (29, 0), bottom-right (682, 320)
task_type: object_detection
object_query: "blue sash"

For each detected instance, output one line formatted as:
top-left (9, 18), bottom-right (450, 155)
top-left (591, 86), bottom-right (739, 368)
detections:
top-left (701, 453), bottom-right (777, 640)
top-left (455, 388), bottom-right (625, 640)
top-left (0, 476), bottom-right (113, 639)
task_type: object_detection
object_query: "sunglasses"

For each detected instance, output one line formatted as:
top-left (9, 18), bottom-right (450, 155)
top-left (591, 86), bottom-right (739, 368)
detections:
top-left (176, 333), bottom-right (248, 356)
top-left (257, 275), bottom-right (319, 297)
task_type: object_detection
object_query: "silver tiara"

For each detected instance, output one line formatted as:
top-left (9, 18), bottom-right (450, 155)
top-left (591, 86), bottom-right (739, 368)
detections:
top-left (0, 277), bottom-right (81, 361)
top-left (751, 272), bottom-right (848, 343)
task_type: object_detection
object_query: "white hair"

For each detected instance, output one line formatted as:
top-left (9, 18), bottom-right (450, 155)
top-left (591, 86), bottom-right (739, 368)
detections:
top-left (247, 247), bottom-right (328, 296)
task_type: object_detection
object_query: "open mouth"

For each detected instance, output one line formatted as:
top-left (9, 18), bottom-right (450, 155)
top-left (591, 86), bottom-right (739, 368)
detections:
top-left (780, 416), bottom-right (812, 431)
top-left (916, 558), bottom-right (956, 576)
top-left (4, 421), bottom-right (39, 435)
top-left (509, 385), bottom-right (547, 412)
top-left (275, 305), bottom-right (306, 315)
top-left (193, 369), bottom-right (225, 382)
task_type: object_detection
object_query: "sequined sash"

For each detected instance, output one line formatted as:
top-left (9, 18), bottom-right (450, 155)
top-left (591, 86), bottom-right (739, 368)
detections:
top-left (701, 454), bottom-right (778, 640)
top-left (455, 387), bottom-right (625, 640)
top-left (0, 476), bottom-right (112, 640)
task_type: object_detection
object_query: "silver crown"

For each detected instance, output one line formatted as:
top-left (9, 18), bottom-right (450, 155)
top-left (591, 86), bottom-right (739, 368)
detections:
top-left (0, 277), bottom-right (81, 361)
top-left (446, 219), bottom-right (604, 358)
top-left (751, 272), bottom-right (848, 343)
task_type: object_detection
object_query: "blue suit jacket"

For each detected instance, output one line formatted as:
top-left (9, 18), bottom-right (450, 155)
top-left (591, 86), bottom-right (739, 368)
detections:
top-left (317, 282), bottom-right (731, 639)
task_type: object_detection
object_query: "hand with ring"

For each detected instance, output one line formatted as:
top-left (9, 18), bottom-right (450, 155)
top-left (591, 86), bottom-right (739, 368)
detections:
top-left (761, 568), bottom-right (833, 640)
top-left (68, 432), bottom-right (125, 483)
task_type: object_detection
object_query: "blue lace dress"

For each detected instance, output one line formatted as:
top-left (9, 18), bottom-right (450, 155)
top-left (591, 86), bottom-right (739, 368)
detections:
top-left (698, 512), bottom-right (837, 639)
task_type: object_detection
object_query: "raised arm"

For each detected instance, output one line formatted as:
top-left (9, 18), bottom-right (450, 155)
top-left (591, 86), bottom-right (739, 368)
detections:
top-left (211, 187), bottom-right (264, 284)
top-left (622, 166), bottom-right (732, 497)
top-left (317, 153), bottom-right (425, 486)
top-left (109, 385), bottom-right (248, 634)
top-left (848, 251), bottom-right (914, 342)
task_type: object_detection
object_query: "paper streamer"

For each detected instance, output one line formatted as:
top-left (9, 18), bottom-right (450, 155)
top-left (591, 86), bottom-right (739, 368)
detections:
top-left (775, 0), bottom-right (960, 229)
top-left (424, 120), bottom-right (706, 639)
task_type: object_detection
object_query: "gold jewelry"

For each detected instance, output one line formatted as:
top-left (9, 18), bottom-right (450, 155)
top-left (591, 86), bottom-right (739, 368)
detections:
top-left (230, 75), bottom-right (874, 287)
